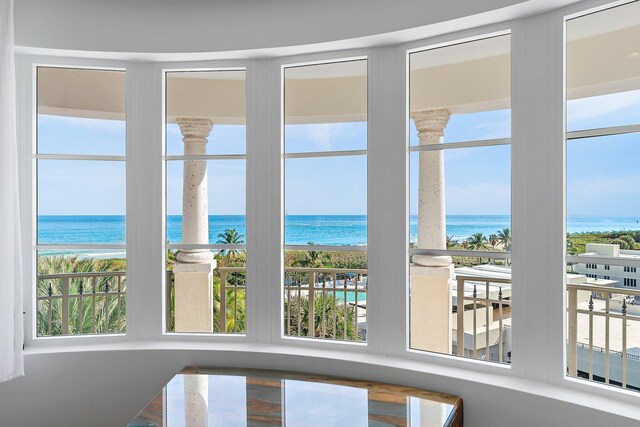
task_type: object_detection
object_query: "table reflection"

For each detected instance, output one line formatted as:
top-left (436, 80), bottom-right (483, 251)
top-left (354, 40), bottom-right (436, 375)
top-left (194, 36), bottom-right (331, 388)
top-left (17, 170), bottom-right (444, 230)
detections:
top-left (128, 369), bottom-right (460, 427)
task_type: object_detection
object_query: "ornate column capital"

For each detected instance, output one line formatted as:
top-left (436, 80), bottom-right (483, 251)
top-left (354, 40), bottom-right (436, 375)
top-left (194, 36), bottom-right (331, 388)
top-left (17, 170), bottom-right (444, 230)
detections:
top-left (411, 109), bottom-right (450, 142)
top-left (176, 117), bottom-right (213, 140)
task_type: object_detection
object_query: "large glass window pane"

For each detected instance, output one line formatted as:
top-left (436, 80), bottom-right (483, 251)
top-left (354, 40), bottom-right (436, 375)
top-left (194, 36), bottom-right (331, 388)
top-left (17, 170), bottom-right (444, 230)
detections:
top-left (36, 67), bottom-right (127, 338)
top-left (409, 146), bottom-right (511, 251)
top-left (284, 249), bottom-right (368, 342)
top-left (284, 156), bottom-right (367, 246)
top-left (566, 1), bottom-right (640, 391)
top-left (36, 249), bottom-right (126, 337)
top-left (284, 60), bottom-right (367, 153)
top-left (409, 35), bottom-right (511, 146)
top-left (566, 2), bottom-right (640, 132)
top-left (37, 67), bottom-right (126, 156)
top-left (408, 35), bottom-right (512, 364)
top-left (166, 160), bottom-right (246, 244)
top-left (166, 249), bottom-right (246, 334)
top-left (166, 70), bottom-right (246, 155)
top-left (165, 69), bottom-right (247, 335)
top-left (567, 133), bottom-right (640, 246)
top-left (37, 160), bottom-right (126, 244)
top-left (283, 59), bottom-right (368, 343)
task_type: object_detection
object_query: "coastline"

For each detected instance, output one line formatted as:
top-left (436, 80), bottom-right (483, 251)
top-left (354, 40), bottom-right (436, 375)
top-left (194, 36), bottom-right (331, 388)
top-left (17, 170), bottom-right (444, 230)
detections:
top-left (36, 214), bottom-right (640, 251)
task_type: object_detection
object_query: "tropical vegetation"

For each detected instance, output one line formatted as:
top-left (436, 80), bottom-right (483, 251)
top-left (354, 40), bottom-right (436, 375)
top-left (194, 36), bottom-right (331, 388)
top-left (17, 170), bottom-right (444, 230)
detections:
top-left (36, 255), bottom-right (126, 336)
top-left (566, 230), bottom-right (640, 254)
top-left (285, 294), bottom-right (360, 341)
top-left (216, 228), bottom-right (245, 258)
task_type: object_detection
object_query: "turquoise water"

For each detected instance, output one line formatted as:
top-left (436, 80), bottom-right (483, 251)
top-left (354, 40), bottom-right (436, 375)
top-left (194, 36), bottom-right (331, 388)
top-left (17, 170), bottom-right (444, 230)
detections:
top-left (37, 214), bottom-right (640, 250)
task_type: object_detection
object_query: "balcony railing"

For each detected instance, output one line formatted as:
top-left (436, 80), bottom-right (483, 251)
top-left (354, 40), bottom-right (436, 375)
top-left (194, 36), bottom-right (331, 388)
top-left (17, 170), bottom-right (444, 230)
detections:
top-left (165, 266), bottom-right (367, 340)
top-left (283, 267), bottom-right (368, 342)
top-left (567, 283), bottom-right (640, 390)
top-left (33, 267), bottom-right (640, 391)
top-left (454, 275), bottom-right (512, 363)
top-left (218, 267), bottom-right (247, 334)
top-left (37, 271), bottom-right (126, 336)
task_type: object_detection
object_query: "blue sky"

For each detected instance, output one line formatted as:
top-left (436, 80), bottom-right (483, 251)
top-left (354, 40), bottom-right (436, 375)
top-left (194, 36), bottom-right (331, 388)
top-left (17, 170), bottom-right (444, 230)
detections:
top-left (37, 89), bottom-right (640, 216)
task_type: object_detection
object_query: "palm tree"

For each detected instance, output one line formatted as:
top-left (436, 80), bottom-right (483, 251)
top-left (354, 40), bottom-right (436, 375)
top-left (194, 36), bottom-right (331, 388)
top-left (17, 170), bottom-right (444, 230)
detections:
top-left (216, 228), bottom-right (245, 258)
top-left (466, 233), bottom-right (489, 264)
top-left (466, 233), bottom-right (489, 251)
top-left (497, 228), bottom-right (512, 251)
top-left (446, 235), bottom-right (458, 249)
top-left (488, 234), bottom-right (499, 250)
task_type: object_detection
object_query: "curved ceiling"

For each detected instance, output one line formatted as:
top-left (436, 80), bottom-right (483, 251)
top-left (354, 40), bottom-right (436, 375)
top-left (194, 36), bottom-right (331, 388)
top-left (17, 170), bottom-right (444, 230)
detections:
top-left (15, 0), bottom-right (585, 59)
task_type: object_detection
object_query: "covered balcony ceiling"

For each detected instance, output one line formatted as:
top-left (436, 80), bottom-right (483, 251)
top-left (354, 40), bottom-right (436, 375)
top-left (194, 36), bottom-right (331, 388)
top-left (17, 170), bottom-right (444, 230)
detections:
top-left (37, 6), bottom-right (640, 124)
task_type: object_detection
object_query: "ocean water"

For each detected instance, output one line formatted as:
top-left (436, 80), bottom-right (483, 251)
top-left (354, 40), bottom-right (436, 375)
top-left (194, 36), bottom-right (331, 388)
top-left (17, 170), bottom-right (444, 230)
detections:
top-left (37, 214), bottom-right (640, 251)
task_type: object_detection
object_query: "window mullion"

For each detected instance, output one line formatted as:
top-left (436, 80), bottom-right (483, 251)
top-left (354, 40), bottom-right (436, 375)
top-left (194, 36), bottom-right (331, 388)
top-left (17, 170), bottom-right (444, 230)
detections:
top-left (513, 14), bottom-right (565, 383)
top-left (366, 46), bottom-right (406, 356)
top-left (126, 62), bottom-right (164, 341)
top-left (248, 58), bottom-right (277, 344)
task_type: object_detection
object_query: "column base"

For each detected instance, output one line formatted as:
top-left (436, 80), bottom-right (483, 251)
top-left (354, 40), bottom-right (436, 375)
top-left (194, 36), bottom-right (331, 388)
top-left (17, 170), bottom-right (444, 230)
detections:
top-left (177, 250), bottom-right (215, 264)
top-left (412, 254), bottom-right (452, 267)
top-left (409, 263), bottom-right (453, 354)
top-left (174, 261), bottom-right (216, 333)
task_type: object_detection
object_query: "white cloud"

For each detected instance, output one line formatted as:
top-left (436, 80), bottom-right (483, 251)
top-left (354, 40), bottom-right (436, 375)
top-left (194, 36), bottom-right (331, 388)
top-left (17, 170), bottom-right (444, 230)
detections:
top-left (568, 90), bottom-right (640, 127)
top-left (305, 123), bottom-right (335, 150)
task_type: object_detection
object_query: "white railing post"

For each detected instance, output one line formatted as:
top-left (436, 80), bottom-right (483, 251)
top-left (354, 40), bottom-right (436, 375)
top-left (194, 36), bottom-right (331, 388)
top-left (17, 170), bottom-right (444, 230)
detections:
top-left (308, 271), bottom-right (316, 338)
top-left (622, 299), bottom-right (628, 388)
top-left (61, 275), bottom-right (70, 335)
top-left (77, 278), bottom-right (84, 335)
top-left (219, 269), bottom-right (227, 333)
top-left (456, 276), bottom-right (465, 357)
top-left (498, 287), bottom-right (504, 363)
top-left (605, 294), bottom-right (610, 384)
top-left (567, 285), bottom-right (578, 377)
top-left (485, 282), bottom-right (490, 361)
top-left (588, 295), bottom-right (594, 381)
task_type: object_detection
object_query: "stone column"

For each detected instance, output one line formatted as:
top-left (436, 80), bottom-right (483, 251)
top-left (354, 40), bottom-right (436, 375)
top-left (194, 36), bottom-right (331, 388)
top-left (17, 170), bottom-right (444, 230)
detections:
top-left (173, 117), bottom-right (216, 333)
top-left (410, 109), bottom-right (454, 354)
top-left (412, 109), bottom-right (451, 266)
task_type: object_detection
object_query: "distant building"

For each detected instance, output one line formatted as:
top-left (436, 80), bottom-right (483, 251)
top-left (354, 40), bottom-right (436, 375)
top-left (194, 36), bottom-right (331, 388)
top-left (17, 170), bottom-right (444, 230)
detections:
top-left (574, 244), bottom-right (640, 295)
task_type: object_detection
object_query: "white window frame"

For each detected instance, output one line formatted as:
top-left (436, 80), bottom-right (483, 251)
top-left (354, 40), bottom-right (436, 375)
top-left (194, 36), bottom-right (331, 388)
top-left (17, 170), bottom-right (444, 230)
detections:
top-left (398, 24), bottom-right (519, 377)
top-left (161, 65), bottom-right (250, 339)
top-left (271, 51), bottom-right (374, 354)
top-left (34, 64), bottom-right (128, 339)
top-left (557, 0), bottom-right (640, 403)
top-left (18, 56), bottom-right (133, 350)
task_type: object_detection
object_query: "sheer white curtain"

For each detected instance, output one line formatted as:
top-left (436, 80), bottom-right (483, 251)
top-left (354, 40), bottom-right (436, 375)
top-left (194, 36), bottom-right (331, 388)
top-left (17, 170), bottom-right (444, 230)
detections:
top-left (0, 0), bottom-right (23, 383)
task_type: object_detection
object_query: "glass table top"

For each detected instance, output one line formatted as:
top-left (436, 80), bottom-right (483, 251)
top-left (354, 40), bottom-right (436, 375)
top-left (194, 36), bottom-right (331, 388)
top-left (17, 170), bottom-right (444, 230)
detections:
top-left (128, 368), bottom-right (462, 427)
